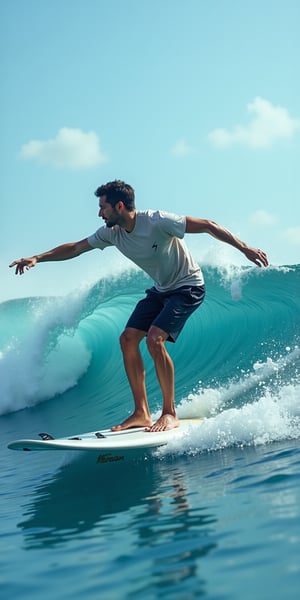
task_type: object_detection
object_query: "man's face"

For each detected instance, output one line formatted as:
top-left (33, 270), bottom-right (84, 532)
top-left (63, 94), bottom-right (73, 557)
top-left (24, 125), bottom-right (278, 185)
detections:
top-left (98, 195), bottom-right (120, 228)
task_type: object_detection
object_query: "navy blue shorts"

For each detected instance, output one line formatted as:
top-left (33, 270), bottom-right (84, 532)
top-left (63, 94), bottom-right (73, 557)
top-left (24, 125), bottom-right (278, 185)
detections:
top-left (126, 285), bottom-right (205, 342)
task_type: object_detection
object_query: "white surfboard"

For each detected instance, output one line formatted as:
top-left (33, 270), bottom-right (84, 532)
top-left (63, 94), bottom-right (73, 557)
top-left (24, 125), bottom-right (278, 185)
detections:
top-left (8, 418), bottom-right (203, 462)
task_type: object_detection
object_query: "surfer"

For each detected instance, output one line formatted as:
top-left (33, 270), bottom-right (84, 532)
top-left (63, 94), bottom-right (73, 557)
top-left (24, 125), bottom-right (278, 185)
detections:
top-left (9, 180), bottom-right (268, 432)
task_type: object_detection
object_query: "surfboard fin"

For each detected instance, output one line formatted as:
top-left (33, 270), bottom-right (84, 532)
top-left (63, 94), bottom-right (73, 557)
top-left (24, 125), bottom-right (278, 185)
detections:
top-left (95, 432), bottom-right (106, 439)
top-left (39, 432), bottom-right (55, 440)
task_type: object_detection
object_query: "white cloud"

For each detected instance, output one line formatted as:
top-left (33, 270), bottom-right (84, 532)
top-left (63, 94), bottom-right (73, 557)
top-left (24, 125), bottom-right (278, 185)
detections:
top-left (171, 139), bottom-right (193, 157)
top-left (20, 127), bottom-right (107, 168)
top-left (283, 227), bottom-right (300, 247)
top-left (208, 97), bottom-right (300, 148)
top-left (249, 210), bottom-right (278, 227)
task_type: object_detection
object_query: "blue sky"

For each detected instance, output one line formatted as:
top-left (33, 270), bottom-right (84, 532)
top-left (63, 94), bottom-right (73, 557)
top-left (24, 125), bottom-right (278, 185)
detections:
top-left (1, 0), bottom-right (299, 301)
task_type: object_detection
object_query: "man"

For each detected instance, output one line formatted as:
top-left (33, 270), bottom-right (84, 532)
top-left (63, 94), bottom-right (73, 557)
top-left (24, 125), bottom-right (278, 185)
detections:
top-left (10, 180), bottom-right (268, 432)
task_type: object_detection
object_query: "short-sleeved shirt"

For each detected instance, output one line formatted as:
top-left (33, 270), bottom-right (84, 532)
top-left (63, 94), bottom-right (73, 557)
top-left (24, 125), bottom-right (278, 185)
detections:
top-left (87, 210), bottom-right (204, 292)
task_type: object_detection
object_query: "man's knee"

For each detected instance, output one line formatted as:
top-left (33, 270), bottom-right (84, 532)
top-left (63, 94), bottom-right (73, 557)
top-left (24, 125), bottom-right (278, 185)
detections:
top-left (120, 328), bottom-right (144, 353)
top-left (146, 327), bottom-right (167, 356)
top-left (119, 330), bottom-right (127, 352)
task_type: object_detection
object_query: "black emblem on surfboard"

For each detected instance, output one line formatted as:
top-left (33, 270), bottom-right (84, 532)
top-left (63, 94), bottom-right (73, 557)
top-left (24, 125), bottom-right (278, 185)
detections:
top-left (39, 432), bottom-right (55, 440)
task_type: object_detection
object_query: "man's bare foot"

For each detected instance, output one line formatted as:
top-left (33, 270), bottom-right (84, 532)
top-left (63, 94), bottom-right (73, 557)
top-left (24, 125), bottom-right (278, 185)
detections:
top-left (146, 414), bottom-right (179, 432)
top-left (111, 413), bottom-right (152, 431)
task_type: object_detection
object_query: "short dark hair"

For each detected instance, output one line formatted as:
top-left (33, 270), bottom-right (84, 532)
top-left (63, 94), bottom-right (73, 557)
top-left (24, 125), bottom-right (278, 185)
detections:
top-left (94, 180), bottom-right (135, 210)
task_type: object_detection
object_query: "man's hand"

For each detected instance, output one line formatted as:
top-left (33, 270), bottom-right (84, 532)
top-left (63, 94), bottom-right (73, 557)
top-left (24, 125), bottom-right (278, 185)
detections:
top-left (9, 256), bottom-right (37, 275)
top-left (242, 247), bottom-right (269, 268)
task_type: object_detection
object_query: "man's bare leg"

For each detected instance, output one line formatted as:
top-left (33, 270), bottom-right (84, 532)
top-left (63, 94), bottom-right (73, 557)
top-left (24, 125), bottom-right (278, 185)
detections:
top-left (111, 328), bottom-right (152, 431)
top-left (146, 325), bottom-right (179, 432)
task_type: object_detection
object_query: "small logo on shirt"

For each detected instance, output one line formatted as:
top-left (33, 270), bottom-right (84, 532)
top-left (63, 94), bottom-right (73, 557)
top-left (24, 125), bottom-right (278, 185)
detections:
top-left (152, 243), bottom-right (158, 251)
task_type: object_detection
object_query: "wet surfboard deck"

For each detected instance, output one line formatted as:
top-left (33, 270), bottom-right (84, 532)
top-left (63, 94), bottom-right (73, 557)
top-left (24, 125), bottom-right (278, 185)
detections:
top-left (8, 418), bottom-right (203, 461)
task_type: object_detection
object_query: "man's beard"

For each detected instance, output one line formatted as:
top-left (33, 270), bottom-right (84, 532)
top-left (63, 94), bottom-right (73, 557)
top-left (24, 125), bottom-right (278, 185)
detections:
top-left (106, 219), bottom-right (117, 228)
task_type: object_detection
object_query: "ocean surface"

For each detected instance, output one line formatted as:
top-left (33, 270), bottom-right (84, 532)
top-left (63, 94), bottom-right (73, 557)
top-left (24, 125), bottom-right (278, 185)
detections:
top-left (1, 264), bottom-right (300, 599)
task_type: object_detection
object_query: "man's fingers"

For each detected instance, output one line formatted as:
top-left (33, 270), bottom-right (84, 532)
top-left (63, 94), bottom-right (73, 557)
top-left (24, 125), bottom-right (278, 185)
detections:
top-left (9, 258), bottom-right (34, 275)
top-left (245, 247), bottom-right (268, 268)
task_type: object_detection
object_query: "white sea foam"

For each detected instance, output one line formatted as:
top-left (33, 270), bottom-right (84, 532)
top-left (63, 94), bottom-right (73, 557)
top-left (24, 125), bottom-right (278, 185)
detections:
top-left (151, 347), bottom-right (300, 455)
top-left (157, 382), bottom-right (300, 456)
top-left (0, 292), bottom-right (91, 414)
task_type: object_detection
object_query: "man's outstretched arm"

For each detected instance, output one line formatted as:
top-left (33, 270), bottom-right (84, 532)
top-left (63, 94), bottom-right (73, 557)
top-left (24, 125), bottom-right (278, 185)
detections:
top-left (185, 217), bottom-right (269, 268)
top-left (9, 238), bottom-right (92, 275)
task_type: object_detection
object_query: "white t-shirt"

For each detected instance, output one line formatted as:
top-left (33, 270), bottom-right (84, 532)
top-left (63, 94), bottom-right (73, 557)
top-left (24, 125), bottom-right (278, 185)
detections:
top-left (88, 210), bottom-right (204, 291)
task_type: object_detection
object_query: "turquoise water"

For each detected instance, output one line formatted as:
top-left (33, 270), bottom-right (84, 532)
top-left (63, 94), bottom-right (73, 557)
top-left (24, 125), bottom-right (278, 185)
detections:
top-left (1, 265), bottom-right (300, 599)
